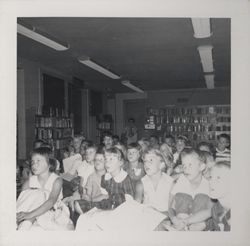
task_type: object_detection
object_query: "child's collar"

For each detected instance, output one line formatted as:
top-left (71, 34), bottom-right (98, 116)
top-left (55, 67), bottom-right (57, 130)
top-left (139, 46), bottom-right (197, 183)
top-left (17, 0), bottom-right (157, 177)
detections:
top-left (105, 169), bottom-right (128, 183)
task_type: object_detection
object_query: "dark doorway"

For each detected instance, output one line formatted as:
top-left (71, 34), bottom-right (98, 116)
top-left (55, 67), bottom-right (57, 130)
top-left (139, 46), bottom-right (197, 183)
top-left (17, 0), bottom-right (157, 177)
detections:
top-left (124, 99), bottom-right (146, 140)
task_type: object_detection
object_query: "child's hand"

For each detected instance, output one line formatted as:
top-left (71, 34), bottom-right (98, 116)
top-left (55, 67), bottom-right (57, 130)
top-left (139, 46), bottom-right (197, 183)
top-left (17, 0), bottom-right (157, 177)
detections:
top-left (172, 216), bottom-right (186, 230)
top-left (16, 212), bottom-right (35, 223)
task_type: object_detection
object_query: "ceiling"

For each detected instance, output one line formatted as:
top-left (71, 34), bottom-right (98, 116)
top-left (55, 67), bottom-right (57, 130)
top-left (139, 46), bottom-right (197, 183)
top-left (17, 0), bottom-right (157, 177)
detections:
top-left (17, 17), bottom-right (231, 94)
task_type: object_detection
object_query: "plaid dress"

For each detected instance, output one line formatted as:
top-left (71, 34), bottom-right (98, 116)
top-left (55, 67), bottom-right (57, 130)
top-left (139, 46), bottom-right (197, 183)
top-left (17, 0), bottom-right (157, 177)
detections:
top-left (101, 170), bottom-right (135, 209)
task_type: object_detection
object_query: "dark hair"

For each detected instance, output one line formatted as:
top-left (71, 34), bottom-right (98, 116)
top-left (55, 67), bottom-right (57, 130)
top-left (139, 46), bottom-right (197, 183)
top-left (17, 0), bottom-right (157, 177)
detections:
top-left (150, 135), bottom-right (159, 144)
top-left (127, 142), bottom-right (141, 151)
top-left (96, 146), bottom-right (105, 155)
top-left (31, 147), bottom-right (57, 172)
top-left (104, 146), bottom-right (125, 161)
top-left (164, 134), bottom-right (175, 141)
top-left (85, 143), bottom-right (97, 151)
top-left (112, 135), bottom-right (119, 140)
top-left (197, 142), bottom-right (213, 153)
top-left (217, 133), bottom-right (230, 142)
top-left (177, 135), bottom-right (188, 145)
top-left (199, 150), bottom-right (214, 164)
top-left (102, 131), bottom-right (113, 139)
top-left (128, 118), bottom-right (135, 123)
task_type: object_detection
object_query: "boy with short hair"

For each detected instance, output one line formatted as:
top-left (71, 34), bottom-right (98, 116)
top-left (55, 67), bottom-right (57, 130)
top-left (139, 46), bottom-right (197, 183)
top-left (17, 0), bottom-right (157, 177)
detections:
top-left (164, 134), bottom-right (175, 154)
top-left (166, 148), bottom-right (213, 231)
top-left (149, 135), bottom-right (160, 149)
top-left (207, 161), bottom-right (230, 231)
top-left (215, 134), bottom-right (230, 163)
top-left (102, 131), bottom-right (114, 150)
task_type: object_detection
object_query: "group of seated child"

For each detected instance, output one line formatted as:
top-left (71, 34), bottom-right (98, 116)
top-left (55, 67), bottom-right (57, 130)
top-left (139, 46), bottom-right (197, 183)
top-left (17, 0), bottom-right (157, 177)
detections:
top-left (16, 132), bottom-right (231, 231)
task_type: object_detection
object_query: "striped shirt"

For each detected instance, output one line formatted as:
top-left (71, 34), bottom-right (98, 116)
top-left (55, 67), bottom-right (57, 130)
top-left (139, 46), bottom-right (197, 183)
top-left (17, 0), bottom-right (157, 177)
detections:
top-left (215, 148), bottom-right (231, 163)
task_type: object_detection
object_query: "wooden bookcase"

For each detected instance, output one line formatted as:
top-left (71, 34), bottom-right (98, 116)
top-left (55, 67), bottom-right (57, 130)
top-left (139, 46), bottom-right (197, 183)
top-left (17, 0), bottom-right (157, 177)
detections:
top-left (35, 107), bottom-right (74, 156)
top-left (96, 114), bottom-right (113, 143)
top-left (145, 105), bottom-right (230, 146)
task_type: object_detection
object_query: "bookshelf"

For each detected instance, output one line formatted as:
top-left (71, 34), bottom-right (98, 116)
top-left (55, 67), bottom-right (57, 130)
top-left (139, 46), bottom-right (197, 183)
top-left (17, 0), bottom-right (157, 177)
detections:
top-left (96, 114), bottom-right (113, 143)
top-left (145, 105), bottom-right (230, 145)
top-left (35, 107), bottom-right (74, 154)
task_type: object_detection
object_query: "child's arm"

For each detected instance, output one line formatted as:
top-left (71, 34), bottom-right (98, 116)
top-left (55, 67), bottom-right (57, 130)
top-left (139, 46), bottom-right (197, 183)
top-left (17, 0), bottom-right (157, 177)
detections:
top-left (17, 177), bottom-right (62, 223)
top-left (21, 179), bottom-right (30, 191)
top-left (123, 177), bottom-right (135, 199)
top-left (134, 180), bottom-right (144, 203)
top-left (183, 200), bottom-right (214, 226)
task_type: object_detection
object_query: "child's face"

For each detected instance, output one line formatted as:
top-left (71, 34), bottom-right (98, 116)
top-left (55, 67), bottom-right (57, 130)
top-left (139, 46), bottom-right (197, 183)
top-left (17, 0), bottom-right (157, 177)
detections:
top-left (127, 148), bottom-right (140, 163)
top-left (80, 142), bottom-right (88, 156)
top-left (209, 166), bottom-right (230, 199)
top-left (94, 154), bottom-right (105, 171)
top-left (73, 138), bottom-right (82, 152)
top-left (85, 148), bottom-right (96, 163)
top-left (217, 137), bottom-right (229, 151)
top-left (176, 140), bottom-right (185, 153)
top-left (31, 154), bottom-right (49, 175)
top-left (165, 138), bottom-right (174, 148)
top-left (182, 154), bottom-right (204, 181)
top-left (149, 137), bottom-right (158, 147)
top-left (138, 141), bottom-right (148, 152)
top-left (104, 153), bottom-right (122, 175)
top-left (103, 136), bottom-right (113, 149)
top-left (160, 143), bottom-right (171, 155)
top-left (143, 153), bottom-right (162, 176)
top-left (63, 151), bottom-right (69, 159)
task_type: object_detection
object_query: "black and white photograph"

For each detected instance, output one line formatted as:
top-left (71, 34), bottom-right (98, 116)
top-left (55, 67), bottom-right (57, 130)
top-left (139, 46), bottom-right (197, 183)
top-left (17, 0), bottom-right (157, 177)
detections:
top-left (0, 0), bottom-right (250, 245)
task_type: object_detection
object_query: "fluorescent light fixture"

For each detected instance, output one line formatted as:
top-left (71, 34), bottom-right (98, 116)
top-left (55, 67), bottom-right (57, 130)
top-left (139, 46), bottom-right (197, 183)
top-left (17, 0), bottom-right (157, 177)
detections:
top-left (78, 57), bottom-right (120, 79)
top-left (17, 23), bottom-right (69, 51)
top-left (121, 80), bottom-right (144, 93)
top-left (197, 45), bottom-right (214, 73)
top-left (204, 74), bottom-right (215, 89)
top-left (191, 18), bottom-right (212, 38)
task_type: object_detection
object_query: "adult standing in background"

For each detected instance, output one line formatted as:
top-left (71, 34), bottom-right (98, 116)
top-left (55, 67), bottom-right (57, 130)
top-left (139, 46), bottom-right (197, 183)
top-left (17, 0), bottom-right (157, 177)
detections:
top-left (121, 118), bottom-right (138, 145)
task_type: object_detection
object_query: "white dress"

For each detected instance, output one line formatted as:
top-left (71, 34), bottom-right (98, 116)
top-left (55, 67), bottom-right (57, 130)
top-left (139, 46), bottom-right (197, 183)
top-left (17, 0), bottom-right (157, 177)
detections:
top-left (141, 173), bottom-right (174, 212)
top-left (17, 173), bottom-right (73, 230)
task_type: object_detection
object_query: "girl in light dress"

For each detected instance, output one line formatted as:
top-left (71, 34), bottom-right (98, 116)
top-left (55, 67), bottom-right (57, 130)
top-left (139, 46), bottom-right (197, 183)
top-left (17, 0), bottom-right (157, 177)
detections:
top-left (16, 147), bottom-right (73, 230)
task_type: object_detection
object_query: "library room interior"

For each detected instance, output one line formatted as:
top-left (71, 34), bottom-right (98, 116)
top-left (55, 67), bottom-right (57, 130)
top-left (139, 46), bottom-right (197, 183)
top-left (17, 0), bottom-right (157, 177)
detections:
top-left (16, 17), bottom-right (231, 231)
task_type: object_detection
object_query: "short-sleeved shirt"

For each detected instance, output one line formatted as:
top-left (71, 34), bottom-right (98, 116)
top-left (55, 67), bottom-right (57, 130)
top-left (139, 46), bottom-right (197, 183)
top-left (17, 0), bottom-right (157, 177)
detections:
top-left (206, 201), bottom-right (231, 231)
top-left (85, 172), bottom-right (103, 199)
top-left (77, 161), bottom-right (95, 187)
top-left (170, 174), bottom-right (211, 215)
top-left (101, 170), bottom-right (135, 208)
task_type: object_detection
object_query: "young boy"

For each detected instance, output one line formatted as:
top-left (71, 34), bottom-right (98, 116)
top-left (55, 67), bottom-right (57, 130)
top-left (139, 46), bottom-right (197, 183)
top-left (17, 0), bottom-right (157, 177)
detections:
top-left (207, 161), bottom-right (230, 231)
top-left (163, 134), bottom-right (175, 154)
top-left (135, 148), bottom-right (173, 213)
top-left (63, 144), bottom-right (97, 209)
top-left (173, 135), bottom-right (188, 166)
top-left (125, 143), bottom-right (145, 185)
top-left (74, 148), bottom-right (109, 215)
top-left (149, 135), bottom-right (160, 149)
top-left (215, 134), bottom-right (230, 163)
top-left (102, 131), bottom-right (114, 151)
top-left (166, 148), bottom-right (213, 231)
